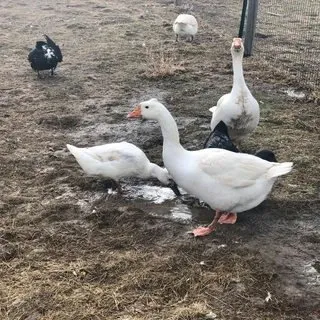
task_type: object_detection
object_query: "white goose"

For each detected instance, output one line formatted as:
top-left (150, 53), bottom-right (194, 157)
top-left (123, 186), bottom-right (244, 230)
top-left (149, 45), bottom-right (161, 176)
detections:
top-left (173, 14), bottom-right (198, 42)
top-left (66, 142), bottom-right (175, 193)
top-left (210, 38), bottom-right (260, 144)
top-left (128, 99), bottom-right (293, 237)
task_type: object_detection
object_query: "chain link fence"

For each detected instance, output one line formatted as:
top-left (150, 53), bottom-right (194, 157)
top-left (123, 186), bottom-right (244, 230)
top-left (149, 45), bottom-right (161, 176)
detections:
top-left (252, 0), bottom-right (319, 91)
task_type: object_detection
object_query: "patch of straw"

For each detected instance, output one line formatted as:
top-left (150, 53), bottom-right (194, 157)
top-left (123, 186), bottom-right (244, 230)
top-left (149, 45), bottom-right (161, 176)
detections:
top-left (143, 46), bottom-right (185, 78)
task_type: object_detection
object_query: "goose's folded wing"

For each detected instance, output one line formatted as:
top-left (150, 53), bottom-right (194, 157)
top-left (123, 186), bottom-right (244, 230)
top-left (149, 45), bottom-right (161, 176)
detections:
top-left (198, 150), bottom-right (272, 188)
top-left (209, 98), bottom-right (224, 114)
top-left (210, 94), bottom-right (231, 129)
top-left (85, 147), bottom-right (137, 164)
top-left (216, 93), bottom-right (230, 107)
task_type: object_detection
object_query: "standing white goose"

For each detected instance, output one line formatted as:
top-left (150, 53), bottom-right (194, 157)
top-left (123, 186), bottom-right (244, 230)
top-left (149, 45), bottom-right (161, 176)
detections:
top-left (128, 99), bottom-right (293, 237)
top-left (210, 38), bottom-right (260, 144)
top-left (66, 142), bottom-right (177, 193)
top-left (173, 14), bottom-right (198, 42)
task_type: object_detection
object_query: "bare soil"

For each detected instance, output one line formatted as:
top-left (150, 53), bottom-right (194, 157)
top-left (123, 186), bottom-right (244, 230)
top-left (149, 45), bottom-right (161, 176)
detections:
top-left (0, 0), bottom-right (319, 319)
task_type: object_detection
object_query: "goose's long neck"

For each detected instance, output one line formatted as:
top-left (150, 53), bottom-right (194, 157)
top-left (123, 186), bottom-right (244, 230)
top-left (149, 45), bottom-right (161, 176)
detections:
top-left (231, 53), bottom-right (247, 92)
top-left (158, 109), bottom-right (184, 153)
top-left (148, 163), bottom-right (169, 185)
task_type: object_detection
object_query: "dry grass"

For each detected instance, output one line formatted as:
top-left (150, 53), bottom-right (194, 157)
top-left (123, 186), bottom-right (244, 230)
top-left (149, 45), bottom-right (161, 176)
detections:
top-left (309, 89), bottom-right (320, 104)
top-left (1, 203), bottom-right (318, 320)
top-left (0, 0), bottom-right (319, 319)
top-left (0, 216), bottom-right (275, 320)
top-left (143, 46), bottom-right (186, 78)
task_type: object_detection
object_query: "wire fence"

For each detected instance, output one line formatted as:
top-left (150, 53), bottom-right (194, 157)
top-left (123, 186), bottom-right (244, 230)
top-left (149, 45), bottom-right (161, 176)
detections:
top-left (253, 0), bottom-right (319, 90)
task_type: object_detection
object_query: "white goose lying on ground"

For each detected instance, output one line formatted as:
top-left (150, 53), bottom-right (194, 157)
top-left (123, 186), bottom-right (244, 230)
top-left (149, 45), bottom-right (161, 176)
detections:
top-left (66, 142), bottom-right (180, 194)
top-left (210, 38), bottom-right (260, 144)
top-left (173, 14), bottom-right (198, 42)
top-left (128, 99), bottom-right (293, 237)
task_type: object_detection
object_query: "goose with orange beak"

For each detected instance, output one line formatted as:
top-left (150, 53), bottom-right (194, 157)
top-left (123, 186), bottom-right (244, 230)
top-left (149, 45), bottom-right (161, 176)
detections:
top-left (128, 105), bottom-right (142, 118)
top-left (209, 38), bottom-right (260, 145)
top-left (128, 103), bottom-right (181, 197)
top-left (128, 98), bottom-right (292, 237)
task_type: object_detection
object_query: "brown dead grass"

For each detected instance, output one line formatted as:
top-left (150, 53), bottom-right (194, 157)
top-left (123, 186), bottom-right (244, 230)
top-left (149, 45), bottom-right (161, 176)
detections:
top-left (2, 202), bottom-right (319, 320)
top-left (0, 208), bottom-right (293, 320)
top-left (143, 46), bottom-right (186, 78)
top-left (0, 0), bottom-right (319, 319)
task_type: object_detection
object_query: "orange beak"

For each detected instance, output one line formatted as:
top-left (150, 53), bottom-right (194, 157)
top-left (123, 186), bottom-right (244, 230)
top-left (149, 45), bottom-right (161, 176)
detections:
top-left (233, 37), bottom-right (242, 49)
top-left (127, 105), bottom-right (142, 118)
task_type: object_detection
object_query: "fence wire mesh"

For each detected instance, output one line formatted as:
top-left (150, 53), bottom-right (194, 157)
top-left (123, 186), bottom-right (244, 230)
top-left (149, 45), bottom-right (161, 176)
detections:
top-left (253, 0), bottom-right (319, 90)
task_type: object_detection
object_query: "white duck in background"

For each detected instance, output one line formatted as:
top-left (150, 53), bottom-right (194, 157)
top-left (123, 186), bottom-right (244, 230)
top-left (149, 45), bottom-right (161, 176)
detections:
top-left (66, 142), bottom-right (180, 194)
top-left (210, 38), bottom-right (260, 144)
top-left (128, 99), bottom-right (293, 237)
top-left (173, 14), bottom-right (198, 42)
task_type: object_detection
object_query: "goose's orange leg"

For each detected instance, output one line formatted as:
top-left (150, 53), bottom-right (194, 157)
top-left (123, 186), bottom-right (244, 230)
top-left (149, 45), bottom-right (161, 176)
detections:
top-left (191, 210), bottom-right (223, 237)
top-left (218, 212), bottom-right (237, 224)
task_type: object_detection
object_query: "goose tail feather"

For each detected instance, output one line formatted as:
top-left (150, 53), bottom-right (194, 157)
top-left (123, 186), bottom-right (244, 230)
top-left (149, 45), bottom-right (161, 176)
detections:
top-left (267, 162), bottom-right (293, 179)
top-left (66, 144), bottom-right (100, 176)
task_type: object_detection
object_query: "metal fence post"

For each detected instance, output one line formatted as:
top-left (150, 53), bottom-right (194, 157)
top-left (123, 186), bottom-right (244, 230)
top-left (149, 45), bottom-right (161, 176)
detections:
top-left (238, 0), bottom-right (248, 38)
top-left (244, 0), bottom-right (259, 56)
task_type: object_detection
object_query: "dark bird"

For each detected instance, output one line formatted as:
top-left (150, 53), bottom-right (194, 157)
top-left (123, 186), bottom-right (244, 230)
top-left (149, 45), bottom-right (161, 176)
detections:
top-left (28, 34), bottom-right (63, 77)
top-left (254, 149), bottom-right (277, 162)
top-left (203, 121), bottom-right (239, 152)
top-left (204, 121), bottom-right (277, 162)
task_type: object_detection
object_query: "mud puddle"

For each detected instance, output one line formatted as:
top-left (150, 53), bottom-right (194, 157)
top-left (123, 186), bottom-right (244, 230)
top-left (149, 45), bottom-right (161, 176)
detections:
top-left (120, 184), bottom-right (212, 224)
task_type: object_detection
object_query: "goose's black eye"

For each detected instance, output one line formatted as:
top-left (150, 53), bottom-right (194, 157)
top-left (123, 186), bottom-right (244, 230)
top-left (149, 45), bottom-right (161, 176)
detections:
top-left (145, 106), bottom-right (149, 109)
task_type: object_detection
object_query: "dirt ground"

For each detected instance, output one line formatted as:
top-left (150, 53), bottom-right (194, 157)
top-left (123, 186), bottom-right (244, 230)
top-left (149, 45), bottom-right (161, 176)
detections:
top-left (0, 0), bottom-right (319, 319)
